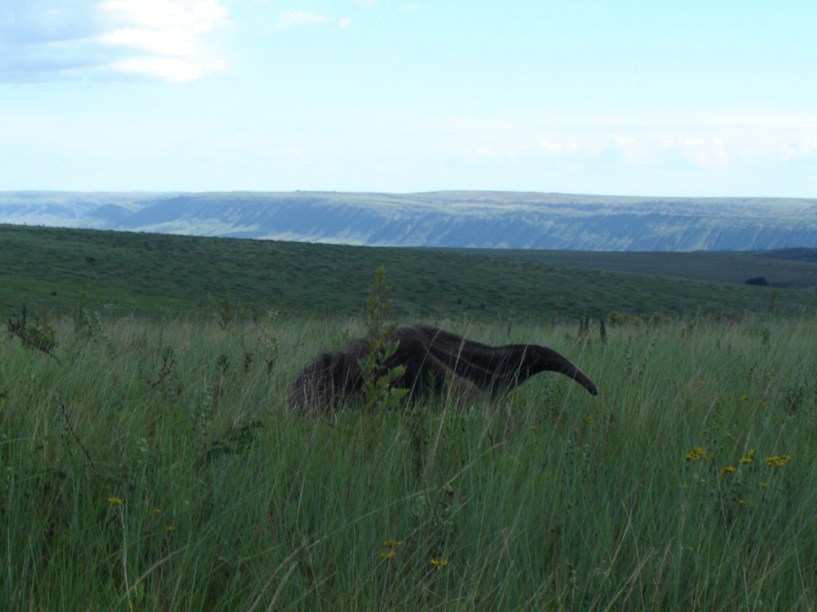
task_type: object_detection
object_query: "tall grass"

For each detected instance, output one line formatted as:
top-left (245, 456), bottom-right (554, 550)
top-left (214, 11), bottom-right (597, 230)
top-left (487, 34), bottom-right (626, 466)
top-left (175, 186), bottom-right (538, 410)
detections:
top-left (2, 313), bottom-right (816, 609)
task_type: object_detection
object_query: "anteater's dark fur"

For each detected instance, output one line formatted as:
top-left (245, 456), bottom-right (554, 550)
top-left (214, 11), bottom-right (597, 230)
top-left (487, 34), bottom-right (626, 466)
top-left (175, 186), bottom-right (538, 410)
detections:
top-left (289, 324), bottom-right (598, 415)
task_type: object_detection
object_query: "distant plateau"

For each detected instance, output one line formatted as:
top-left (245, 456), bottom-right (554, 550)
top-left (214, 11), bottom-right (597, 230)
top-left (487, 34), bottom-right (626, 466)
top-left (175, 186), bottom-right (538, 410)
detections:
top-left (2, 190), bottom-right (817, 251)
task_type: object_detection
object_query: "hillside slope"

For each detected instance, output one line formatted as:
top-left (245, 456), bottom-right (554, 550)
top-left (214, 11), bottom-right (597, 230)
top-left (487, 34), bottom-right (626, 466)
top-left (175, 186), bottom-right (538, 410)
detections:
top-left (2, 224), bottom-right (815, 321)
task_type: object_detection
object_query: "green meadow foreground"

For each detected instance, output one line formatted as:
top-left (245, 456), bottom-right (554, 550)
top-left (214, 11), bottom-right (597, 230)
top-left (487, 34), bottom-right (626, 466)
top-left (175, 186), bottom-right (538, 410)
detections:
top-left (3, 313), bottom-right (817, 609)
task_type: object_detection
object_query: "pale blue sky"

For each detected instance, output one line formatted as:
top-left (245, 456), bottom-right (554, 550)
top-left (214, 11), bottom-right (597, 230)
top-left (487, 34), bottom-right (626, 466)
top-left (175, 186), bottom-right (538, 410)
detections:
top-left (1, 0), bottom-right (816, 196)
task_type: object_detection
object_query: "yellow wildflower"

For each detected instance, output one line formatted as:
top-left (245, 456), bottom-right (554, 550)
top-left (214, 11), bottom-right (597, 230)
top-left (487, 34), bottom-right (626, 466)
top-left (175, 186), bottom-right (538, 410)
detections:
top-left (165, 524), bottom-right (175, 533)
top-left (739, 451), bottom-right (755, 464)
top-left (107, 497), bottom-right (124, 505)
top-left (720, 466), bottom-right (737, 476)
top-left (383, 540), bottom-right (402, 549)
top-left (765, 455), bottom-right (791, 468)
top-left (152, 508), bottom-right (162, 514)
top-left (685, 447), bottom-right (708, 463)
top-left (430, 558), bottom-right (449, 570)
top-left (379, 550), bottom-right (397, 560)
top-left (759, 481), bottom-right (769, 488)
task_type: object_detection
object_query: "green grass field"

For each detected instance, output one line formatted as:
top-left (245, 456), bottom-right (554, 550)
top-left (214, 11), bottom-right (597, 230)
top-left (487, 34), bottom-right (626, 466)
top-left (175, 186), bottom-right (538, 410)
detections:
top-left (3, 313), bottom-right (817, 609)
top-left (2, 224), bottom-right (817, 322)
top-left (3, 224), bottom-right (817, 608)
top-left (459, 247), bottom-right (817, 289)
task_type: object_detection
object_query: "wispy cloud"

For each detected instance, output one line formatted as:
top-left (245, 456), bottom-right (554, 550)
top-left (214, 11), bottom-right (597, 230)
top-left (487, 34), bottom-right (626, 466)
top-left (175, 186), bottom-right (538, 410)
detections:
top-left (0, 0), bottom-right (229, 83)
top-left (275, 10), bottom-right (328, 29)
top-left (99, 0), bottom-right (229, 82)
top-left (274, 10), bottom-right (352, 30)
top-left (677, 137), bottom-right (728, 168)
top-left (450, 113), bottom-right (817, 177)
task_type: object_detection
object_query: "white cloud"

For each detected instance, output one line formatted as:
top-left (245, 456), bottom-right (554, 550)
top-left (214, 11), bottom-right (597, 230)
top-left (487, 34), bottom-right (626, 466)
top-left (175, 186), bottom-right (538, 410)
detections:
top-left (539, 140), bottom-right (581, 155)
top-left (0, 0), bottom-right (229, 83)
top-left (678, 137), bottom-right (728, 167)
top-left (99, 0), bottom-right (228, 34)
top-left (110, 56), bottom-right (216, 83)
top-left (99, 27), bottom-right (198, 58)
top-left (275, 10), bottom-right (328, 29)
top-left (98, 0), bottom-right (229, 82)
top-left (273, 10), bottom-right (352, 31)
top-left (427, 112), bottom-right (817, 178)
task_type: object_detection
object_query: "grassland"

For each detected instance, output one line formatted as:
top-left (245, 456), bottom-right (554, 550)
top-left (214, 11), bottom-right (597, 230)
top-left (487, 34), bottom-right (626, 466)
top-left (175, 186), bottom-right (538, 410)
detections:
top-left (461, 248), bottom-right (817, 289)
top-left (2, 224), bottom-right (816, 323)
top-left (3, 224), bottom-right (817, 608)
top-left (3, 313), bottom-right (817, 609)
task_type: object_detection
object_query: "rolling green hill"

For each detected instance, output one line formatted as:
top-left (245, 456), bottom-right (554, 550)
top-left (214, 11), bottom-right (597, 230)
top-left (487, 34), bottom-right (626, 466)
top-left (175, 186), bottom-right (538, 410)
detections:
top-left (1, 224), bottom-right (815, 322)
top-left (457, 248), bottom-right (817, 289)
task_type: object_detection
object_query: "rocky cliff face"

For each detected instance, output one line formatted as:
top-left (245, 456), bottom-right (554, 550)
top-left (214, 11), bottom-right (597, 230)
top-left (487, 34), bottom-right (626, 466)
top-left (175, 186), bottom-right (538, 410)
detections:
top-left (3, 191), bottom-right (817, 251)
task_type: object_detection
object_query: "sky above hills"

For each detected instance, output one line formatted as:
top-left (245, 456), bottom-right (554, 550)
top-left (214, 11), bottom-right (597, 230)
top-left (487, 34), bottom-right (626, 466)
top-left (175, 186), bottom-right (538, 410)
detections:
top-left (1, 1), bottom-right (816, 197)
